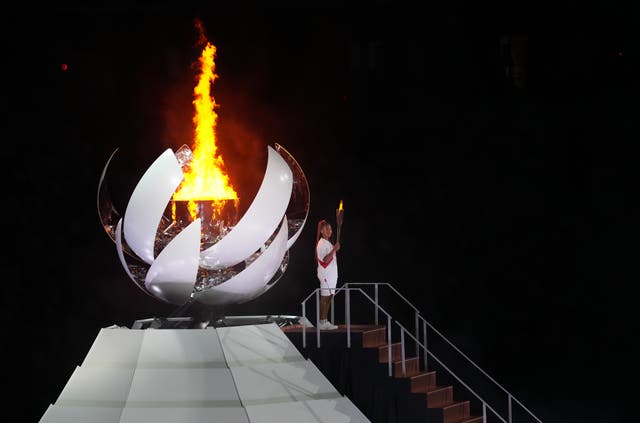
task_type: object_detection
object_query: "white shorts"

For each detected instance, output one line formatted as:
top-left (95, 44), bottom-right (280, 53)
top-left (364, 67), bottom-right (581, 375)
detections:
top-left (319, 277), bottom-right (336, 296)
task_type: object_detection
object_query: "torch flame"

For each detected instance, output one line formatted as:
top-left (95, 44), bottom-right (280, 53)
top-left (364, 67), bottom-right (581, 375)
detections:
top-left (339, 200), bottom-right (343, 211)
top-left (173, 34), bottom-right (237, 203)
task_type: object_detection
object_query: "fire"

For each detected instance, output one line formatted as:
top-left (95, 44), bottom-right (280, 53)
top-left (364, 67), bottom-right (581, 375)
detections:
top-left (338, 200), bottom-right (343, 211)
top-left (173, 34), bottom-right (238, 206)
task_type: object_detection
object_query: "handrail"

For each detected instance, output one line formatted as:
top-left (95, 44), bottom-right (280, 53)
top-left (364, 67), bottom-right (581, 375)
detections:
top-left (422, 318), bottom-right (533, 411)
top-left (344, 282), bottom-right (423, 355)
top-left (302, 287), bottom-right (393, 326)
top-left (344, 282), bottom-right (421, 313)
top-left (301, 288), bottom-right (320, 303)
top-left (301, 287), bottom-right (395, 376)
top-left (337, 282), bottom-right (544, 423)
top-left (395, 321), bottom-right (508, 423)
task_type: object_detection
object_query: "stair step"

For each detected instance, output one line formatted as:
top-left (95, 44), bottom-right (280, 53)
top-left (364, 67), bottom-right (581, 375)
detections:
top-left (428, 399), bottom-right (471, 423)
top-left (393, 356), bottom-right (421, 377)
top-left (410, 371), bottom-right (437, 393)
top-left (362, 326), bottom-right (387, 348)
top-left (378, 342), bottom-right (403, 362)
top-left (426, 385), bottom-right (453, 406)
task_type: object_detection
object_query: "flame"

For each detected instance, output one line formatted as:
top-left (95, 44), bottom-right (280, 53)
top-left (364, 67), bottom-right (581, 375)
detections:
top-left (338, 200), bottom-right (343, 211)
top-left (173, 34), bottom-right (238, 205)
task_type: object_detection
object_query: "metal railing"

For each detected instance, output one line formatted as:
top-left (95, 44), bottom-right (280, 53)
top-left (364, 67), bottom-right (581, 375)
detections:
top-left (301, 287), bottom-right (395, 376)
top-left (395, 320), bottom-right (506, 423)
top-left (300, 282), bottom-right (544, 423)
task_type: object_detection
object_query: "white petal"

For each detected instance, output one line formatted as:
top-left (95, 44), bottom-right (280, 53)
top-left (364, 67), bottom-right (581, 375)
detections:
top-left (200, 146), bottom-right (293, 269)
top-left (196, 216), bottom-right (289, 305)
top-left (115, 218), bottom-right (154, 299)
top-left (123, 149), bottom-right (183, 264)
top-left (145, 219), bottom-right (201, 305)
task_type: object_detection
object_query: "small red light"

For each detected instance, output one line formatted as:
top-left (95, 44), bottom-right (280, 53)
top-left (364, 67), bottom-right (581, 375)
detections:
top-left (61, 63), bottom-right (68, 71)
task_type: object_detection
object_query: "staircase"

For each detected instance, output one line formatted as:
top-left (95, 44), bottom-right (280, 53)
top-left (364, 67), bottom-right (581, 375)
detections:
top-left (292, 284), bottom-right (544, 423)
top-left (283, 324), bottom-right (483, 423)
top-left (363, 326), bottom-right (483, 423)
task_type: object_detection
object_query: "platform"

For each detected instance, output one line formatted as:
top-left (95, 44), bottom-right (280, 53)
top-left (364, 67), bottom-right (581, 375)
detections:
top-left (39, 322), bottom-right (370, 423)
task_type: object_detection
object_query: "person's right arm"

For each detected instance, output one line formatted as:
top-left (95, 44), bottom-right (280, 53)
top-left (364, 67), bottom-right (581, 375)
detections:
top-left (322, 242), bottom-right (340, 261)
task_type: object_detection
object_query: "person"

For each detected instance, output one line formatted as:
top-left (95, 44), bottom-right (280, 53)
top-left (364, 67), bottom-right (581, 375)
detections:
top-left (316, 219), bottom-right (340, 330)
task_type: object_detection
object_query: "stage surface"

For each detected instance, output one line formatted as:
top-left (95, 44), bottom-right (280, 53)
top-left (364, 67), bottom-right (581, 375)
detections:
top-left (39, 322), bottom-right (370, 423)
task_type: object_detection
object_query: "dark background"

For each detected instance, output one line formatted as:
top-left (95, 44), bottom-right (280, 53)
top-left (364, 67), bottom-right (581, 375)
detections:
top-left (4, 2), bottom-right (637, 422)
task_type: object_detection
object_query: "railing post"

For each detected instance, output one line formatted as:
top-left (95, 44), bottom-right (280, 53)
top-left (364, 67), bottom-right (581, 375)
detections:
top-left (316, 289), bottom-right (321, 348)
top-left (374, 284), bottom-right (379, 325)
top-left (508, 394), bottom-right (512, 423)
top-left (331, 295), bottom-right (334, 325)
top-left (302, 302), bottom-right (306, 349)
top-left (423, 319), bottom-right (428, 371)
top-left (414, 310), bottom-right (419, 357)
top-left (482, 403), bottom-right (486, 423)
top-left (401, 329), bottom-right (406, 377)
top-left (346, 288), bottom-right (351, 348)
top-left (387, 315), bottom-right (392, 377)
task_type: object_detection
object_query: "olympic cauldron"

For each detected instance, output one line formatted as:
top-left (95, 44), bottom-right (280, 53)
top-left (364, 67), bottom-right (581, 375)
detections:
top-left (97, 143), bottom-right (309, 306)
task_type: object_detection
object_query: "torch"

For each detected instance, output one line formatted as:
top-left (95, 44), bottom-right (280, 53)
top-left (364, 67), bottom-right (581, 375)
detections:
top-left (335, 200), bottom-right (344, 244)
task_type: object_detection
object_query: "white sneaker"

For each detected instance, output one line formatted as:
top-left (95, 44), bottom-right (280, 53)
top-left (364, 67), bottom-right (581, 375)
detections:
top-left (324, 321), bottom-right (338, 330)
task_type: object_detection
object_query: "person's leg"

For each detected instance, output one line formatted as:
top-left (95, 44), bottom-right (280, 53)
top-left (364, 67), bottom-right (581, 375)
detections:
top-left (318, 280), bottom-right (337, 329)
top-left (323, 294), bottom-right (337, 329)
top-left (320, 295), bottom-right (330, 321)
top-left (326, 294), bottom-right (334, 320)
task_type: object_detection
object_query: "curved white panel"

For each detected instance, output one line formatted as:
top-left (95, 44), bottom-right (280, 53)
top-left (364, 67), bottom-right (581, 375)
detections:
top-left (286, 219), bottom-right (307, 250)
top-left (200, 146), bottom-right (293, 269)
top-left (123, 149), bottom-right (183, 264)
top-left (274, 143), bottom-right (310, 250)
top-left (145, 219), bottom-right (201, 305)
top-left (247, 253), bottom-right (288, 303)
top-left (115, 218), bottom-right (155, 299)
top-left (96, 147), bottom-right (120, 243)
top-left (196, 217), bottom-right (289, 305)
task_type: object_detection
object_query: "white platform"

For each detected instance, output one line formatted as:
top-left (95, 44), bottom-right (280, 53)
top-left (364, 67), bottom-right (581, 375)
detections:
top-left (217, 323), bottom-right (304, 367)
top-left (245, 398), bottom-right (370, 423)
top-left (40, 323), bottom-right (370, 423)
top-left (232, 360), bottom-right (342, 405)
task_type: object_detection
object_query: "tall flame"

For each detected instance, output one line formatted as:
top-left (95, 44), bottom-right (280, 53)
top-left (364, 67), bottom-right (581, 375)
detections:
top-left (173, 35), bottom-right (237, 203)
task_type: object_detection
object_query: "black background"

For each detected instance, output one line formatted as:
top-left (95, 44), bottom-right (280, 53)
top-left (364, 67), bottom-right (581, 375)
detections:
top-left (4, 2), bottom-right (637, 422)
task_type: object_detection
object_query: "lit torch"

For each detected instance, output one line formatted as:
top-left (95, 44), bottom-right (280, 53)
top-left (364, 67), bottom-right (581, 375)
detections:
top-left (335, 200), bottom-right (344, 244)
